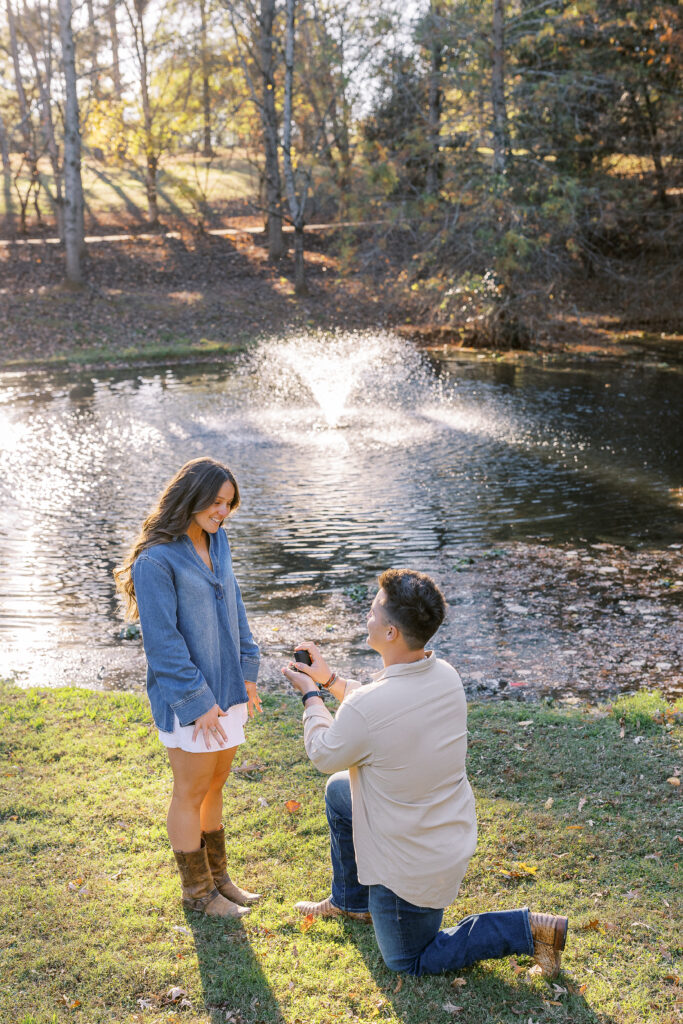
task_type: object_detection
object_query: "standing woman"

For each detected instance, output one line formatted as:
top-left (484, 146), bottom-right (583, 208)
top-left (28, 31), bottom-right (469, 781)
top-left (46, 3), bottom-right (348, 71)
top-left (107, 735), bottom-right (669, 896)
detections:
top-left (115, 457), bottom-right (262, 919)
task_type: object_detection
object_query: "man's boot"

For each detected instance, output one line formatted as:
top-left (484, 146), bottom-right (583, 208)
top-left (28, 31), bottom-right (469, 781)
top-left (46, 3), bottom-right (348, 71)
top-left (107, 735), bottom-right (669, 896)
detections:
top-left (529, 912), bottom-right (568, 978)
top-left (202, 826), bottom-right (261, 906)
top-left (173, 839), bottom-right (250, 918)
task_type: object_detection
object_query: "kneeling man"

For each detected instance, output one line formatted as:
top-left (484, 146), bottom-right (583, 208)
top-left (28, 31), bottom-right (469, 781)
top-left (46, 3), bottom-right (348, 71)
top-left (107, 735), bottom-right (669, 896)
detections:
top-left (282, 568), bottom-right (567, 978)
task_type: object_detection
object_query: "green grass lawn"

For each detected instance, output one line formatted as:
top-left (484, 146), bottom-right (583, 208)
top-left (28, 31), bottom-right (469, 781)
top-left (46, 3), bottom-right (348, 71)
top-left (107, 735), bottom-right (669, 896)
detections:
top-left (0, 682), bottom-right (680, 1024)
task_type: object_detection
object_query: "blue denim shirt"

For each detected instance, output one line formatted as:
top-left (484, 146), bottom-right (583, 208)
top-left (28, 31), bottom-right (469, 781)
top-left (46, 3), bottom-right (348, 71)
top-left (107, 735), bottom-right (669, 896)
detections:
top-left (132, 528), bottom-right (260, 731)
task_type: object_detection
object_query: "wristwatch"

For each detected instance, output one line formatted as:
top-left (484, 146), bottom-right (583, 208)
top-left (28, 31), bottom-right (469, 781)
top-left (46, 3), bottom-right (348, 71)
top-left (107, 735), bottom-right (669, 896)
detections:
top-left (301, 689), bottom-right (322, 705)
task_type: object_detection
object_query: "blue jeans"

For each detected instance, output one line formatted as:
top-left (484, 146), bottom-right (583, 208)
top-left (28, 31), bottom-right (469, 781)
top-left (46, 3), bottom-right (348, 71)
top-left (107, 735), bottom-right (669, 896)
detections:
top-left (325, 772), bottom-right (534, 976)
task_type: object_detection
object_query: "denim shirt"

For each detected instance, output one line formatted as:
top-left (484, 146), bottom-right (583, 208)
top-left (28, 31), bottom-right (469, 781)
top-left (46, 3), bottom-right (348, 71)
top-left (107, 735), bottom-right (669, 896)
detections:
top-left (132, 528), bottom-right (260, 732)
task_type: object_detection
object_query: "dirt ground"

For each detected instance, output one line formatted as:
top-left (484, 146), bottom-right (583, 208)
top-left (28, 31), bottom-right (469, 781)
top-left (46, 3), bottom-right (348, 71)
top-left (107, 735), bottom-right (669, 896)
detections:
top-left (1, 220), bottom-right (681, 369)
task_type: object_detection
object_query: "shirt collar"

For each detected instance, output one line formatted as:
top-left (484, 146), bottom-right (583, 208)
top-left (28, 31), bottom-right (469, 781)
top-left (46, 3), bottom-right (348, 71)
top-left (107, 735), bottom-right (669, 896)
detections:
top-left (371, 650), bottom-right (435, 683)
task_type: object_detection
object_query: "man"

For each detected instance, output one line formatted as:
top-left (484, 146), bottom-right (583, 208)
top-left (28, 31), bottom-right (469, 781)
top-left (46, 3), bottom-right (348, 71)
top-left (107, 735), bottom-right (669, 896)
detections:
top-left (282, 568), bottom-right (568, 978)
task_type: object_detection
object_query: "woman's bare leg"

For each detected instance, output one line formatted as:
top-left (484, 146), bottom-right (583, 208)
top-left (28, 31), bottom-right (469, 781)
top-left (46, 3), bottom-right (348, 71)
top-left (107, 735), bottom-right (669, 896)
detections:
top-left (199, 745), bottom-right (238, 833)
top-left (166, 748), bottom-right (220, 851)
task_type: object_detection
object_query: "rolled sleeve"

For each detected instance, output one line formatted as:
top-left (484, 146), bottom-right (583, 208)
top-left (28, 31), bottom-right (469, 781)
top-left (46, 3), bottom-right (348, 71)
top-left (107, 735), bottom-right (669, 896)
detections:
top-left (303, 700), bottom-right (372, 774)
top-left (133, 555), bottom-right (215, 725)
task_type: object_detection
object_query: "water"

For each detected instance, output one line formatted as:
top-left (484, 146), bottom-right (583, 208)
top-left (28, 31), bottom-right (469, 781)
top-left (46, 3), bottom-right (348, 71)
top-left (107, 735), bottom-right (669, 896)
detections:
top-left (0, 331), bottom-right (681, 692)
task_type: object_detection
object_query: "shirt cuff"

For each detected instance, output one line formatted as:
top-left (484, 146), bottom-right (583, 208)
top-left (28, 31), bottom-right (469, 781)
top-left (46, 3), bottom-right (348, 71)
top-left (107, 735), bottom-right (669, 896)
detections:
top-left (171, 684), bottom-right (216, 726)
top-left (241, 656), bottom-right (260, 682)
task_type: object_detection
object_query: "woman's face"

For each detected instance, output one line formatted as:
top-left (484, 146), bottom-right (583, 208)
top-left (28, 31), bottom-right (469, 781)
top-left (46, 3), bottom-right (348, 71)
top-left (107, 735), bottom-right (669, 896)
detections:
top-left (192, 480), bottom-right (236, 535)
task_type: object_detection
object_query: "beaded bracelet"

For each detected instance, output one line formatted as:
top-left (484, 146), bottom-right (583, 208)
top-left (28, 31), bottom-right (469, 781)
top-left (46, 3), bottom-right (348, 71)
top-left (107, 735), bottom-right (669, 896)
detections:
top-left (321, 671), bottom-right (338, 690)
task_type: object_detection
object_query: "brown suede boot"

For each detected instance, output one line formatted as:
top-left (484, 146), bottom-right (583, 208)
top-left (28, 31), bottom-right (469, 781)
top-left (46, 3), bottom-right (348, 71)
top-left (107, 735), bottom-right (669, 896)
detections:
top-left (529, 912), bottom-right (568, 978)
top-left (202, 826), bottom-right (261, 906)
top-left (173, 839), bottom-right (250, 918)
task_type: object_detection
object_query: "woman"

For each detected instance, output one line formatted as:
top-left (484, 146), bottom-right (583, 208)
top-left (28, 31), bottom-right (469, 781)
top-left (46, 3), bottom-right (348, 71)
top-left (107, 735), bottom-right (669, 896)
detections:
top-left (115, 457), bottom-right (262, 919)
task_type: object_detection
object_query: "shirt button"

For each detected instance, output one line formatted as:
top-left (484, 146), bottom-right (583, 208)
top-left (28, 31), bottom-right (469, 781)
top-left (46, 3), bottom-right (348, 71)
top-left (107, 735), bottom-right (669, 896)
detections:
top-left (215, 585), bottom-right (223, 599)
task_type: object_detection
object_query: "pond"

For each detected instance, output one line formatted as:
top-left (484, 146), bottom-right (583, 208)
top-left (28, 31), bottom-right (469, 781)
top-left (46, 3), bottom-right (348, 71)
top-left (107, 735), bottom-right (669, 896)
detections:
top-left (0, 332), bottom-right (681, 698)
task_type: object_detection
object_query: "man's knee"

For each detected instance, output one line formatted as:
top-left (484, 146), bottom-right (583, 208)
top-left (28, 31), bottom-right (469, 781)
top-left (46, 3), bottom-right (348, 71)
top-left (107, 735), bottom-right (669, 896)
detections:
top-left (325, 772), bottom-right (351, 817)
top-left (379, 949), bottom-right (420, 975)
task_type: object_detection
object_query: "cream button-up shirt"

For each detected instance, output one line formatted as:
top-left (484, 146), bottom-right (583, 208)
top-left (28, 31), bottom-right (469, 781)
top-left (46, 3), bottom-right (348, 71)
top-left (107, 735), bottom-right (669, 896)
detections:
top-left (302, 653), bottom-right (477, 909)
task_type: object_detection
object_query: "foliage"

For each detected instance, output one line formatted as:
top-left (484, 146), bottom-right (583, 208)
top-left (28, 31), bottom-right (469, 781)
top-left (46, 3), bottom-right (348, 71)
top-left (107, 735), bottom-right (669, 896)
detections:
top-left (611, 688), bottom-right (682, 733)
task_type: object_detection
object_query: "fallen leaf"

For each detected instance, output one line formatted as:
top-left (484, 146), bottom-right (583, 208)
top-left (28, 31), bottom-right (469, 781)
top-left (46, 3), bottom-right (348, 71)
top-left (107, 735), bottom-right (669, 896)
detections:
top-left (619, 717), bottom-right (625, 739)
top-left (442, 1002), bottom-right (462, 1014)
top-left (451, 977), bottom-right (467, 989)
top-left (517, 720), bottom-right (533, 727)
top-left (233, 761), bottom-right (266, 775)
top-left (167, 987), bottom-right (186, 1001)
top-left (257, 796), bottom-right (269, 807)
top-left (528, 964), bottom-right (544, 977)
top-left (578, 797), bottom-right (587, 812)
top-left (667, 777), bottom-right (681, 787)
top-left (285, 800), bottom-right (301, 813)
top-left (552, 983), bottom-right (568, 996)
top-left (393, 977), bottom-right (403, 994)
top-left (300, 914), bottom-right (314, 933)
top-left (544, 797), bottom-right (554, 809)
top-left (567, 824), bottom-right (584, 830)
top-left (501, 862), bottom-right (538, 878)
top-left (172, 926), bottom-right (191, 935)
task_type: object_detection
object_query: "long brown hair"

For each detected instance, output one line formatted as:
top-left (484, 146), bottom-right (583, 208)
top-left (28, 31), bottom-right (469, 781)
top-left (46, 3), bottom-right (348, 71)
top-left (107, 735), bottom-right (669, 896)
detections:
top-left (114, 457), bottom-right (240, 621)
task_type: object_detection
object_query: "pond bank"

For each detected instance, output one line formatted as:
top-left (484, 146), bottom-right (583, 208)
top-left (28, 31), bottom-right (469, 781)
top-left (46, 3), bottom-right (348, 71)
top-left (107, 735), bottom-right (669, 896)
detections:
top-left (1, 228), bottom-right (682, 372)
top-left (250, 541), bottom-right (683, 705)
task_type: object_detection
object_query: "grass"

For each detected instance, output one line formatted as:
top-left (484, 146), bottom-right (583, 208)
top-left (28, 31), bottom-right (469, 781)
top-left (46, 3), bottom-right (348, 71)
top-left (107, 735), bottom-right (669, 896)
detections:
top-left (0, 682), bottom-right (681, 1024)
top-left (0, 150), bottom-right (259, 228)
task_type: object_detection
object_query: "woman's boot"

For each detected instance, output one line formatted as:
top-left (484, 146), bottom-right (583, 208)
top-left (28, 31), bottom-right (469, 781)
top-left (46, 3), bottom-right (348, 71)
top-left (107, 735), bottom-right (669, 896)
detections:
top-left (202, 825), bottom-right (261, 906)
top-left (173, 839), bottom-right (250, 918)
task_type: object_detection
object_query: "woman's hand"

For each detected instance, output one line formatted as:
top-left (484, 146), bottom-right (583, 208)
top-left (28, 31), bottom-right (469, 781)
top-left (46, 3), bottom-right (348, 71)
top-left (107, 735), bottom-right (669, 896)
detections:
top-left (245, 680), bottom-right (262, 718)
top-left (192, 703), bottom-right (228, 749)
top-left (291, 642), bottom-right (332, 687)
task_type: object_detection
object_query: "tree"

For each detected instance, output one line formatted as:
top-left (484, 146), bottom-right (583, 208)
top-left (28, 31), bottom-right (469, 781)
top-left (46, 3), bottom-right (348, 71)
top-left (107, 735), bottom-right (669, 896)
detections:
top-left (226, 0), bottom-right (286, 258)
top-left (58, 0), bottom-right (85, 283)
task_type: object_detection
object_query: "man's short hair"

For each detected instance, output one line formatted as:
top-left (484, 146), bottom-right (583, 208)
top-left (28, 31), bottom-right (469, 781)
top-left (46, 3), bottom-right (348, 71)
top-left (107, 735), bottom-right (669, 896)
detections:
top-left (377, 568), bottom-right (446, 650)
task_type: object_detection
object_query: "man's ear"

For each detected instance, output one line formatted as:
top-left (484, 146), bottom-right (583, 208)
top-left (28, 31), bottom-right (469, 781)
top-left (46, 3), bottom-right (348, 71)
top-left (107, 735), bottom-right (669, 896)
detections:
top-left (386, 623), bottom-right (399, 642)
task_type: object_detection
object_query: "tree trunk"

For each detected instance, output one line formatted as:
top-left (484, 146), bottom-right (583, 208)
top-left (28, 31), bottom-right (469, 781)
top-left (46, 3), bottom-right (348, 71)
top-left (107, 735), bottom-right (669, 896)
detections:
top-left (425, 1), bottom-right (443, 196)
top-left (642, 84), bottom-right (669, 210)
top-left (199, 0), bottom-right (212, 155)
top-left (282, 0), bottom-right (308, 295)
top-left (293, 222), bottom-right (307, 296)
top-left (7, 0), bottom-right (41, 230)
top-left (491, 0), bottom-right (509, 176)
top-left (137, 13), bottom-right (159, 225)
top-left (24, 22), bottom-right (65, 241)
top-left (58, 0), bottom-right (85, 284)
top-left (86, 0), bottom-right (100, 96)
top-left (260, 0), bottom-right (284, 258)
top-left (108, 1), bottom-right (123, 98)
top-left (0, 112), bottom-right (15, 238)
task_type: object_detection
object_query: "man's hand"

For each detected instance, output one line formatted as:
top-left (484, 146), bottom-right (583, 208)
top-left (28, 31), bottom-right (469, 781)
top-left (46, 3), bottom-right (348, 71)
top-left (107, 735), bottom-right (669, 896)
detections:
top-left (281, 663), bottom-right (316, 695)
top-left (291, 642), bottom-right (332, 686)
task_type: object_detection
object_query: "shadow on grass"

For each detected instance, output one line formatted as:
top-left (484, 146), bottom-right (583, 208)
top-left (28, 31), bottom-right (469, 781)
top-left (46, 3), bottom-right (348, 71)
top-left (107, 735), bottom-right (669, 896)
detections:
top-left (352, 927), bottom-right (616, 1024)
top-left (186, 912), bottom-right (283, 1024)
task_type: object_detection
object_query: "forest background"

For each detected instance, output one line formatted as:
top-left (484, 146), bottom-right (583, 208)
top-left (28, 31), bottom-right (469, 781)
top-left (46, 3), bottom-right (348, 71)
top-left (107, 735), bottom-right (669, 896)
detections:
top-left (0, 0), bottom-right (680, 357)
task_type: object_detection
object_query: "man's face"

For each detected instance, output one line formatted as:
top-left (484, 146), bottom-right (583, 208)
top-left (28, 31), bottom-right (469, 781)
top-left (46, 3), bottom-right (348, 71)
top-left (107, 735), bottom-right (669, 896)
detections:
top-left (366, 589), bottom-right (391, 652)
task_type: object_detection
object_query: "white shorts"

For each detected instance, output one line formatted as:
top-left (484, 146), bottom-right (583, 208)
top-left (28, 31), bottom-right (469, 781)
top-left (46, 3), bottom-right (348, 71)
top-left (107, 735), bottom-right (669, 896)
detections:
top-left (158, 703), bottom-right (248, 753)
